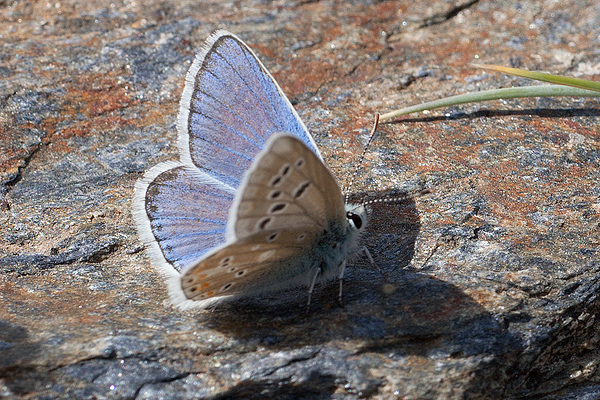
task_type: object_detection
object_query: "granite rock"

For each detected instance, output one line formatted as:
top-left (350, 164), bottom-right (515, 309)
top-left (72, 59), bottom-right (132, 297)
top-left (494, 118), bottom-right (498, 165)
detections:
top-left (1, 0), bottom-right (599, 399)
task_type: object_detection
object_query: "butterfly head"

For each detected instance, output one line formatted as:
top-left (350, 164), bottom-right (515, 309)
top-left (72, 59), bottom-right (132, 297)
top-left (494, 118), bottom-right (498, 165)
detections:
top-left (345, 203), bottom-right (367, 233)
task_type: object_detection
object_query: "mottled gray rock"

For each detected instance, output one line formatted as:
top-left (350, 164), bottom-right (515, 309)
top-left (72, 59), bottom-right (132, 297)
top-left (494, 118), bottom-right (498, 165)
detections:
top-left (1, 0), bottom-right (600, 399)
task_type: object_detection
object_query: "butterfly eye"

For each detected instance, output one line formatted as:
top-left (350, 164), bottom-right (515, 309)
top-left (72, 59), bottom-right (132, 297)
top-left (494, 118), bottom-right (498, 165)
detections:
top-left (346, 212), bottom-right (363, 229)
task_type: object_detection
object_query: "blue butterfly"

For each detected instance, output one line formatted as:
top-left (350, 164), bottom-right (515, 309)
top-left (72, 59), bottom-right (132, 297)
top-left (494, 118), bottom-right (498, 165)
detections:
top-left (133, 30), bottom-right (368, 309)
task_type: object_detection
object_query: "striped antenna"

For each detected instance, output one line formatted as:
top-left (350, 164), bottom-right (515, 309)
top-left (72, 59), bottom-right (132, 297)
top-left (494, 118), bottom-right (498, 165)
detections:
top-left (364, 188), bottom-right (431, 207)
top-left (344, 113), bottom-right (380, 204)
top-left (349, 188), bottom-right (432, 212)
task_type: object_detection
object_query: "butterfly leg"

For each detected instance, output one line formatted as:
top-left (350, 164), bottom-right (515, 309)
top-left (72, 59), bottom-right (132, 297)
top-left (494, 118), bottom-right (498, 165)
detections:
top-left (337, 260), bottom-right (347, 307)
top-left (361, 246), bottom-right (376, 268)
top-left (361, 246), bottom-right (395, 295)
top-left (361, 246), bottom-right (386, 277)
top-left (306, 267), bottom-right (321, 311)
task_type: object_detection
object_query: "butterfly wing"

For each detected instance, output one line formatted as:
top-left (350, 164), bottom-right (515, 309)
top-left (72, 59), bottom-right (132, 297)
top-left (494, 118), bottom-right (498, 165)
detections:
top-left (133, 162), bottom-right (235, 275)
top-left (178, 30), bottom-right (322, 191)
top-left (174, 136), bottom-right (348, 309)
top-left (135, 30), bottom-right (323, 278)
top-left (229, 134), bottom-right (346, 239)
top-left (176, 229), bottom-right (322, 308)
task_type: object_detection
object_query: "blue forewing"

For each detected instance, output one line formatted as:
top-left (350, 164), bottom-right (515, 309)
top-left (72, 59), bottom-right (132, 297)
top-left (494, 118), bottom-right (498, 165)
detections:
top-left (134, 30), bottom-right (322, 275)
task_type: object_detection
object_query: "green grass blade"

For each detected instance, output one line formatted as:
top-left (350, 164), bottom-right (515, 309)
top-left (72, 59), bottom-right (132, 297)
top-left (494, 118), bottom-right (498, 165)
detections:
top-left (379, 85), bottom-right (600, 122)
top-left (380, 85), bottom-right (599, 122)
top-left (471, 63), bottom-right (600, 92)
top-left (380, 64), bottom-right (600, 122)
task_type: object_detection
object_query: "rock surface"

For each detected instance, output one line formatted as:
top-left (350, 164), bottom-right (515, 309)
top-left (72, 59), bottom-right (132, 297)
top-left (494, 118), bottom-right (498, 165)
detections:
top-left (1, 0), bottom-right (599, 399)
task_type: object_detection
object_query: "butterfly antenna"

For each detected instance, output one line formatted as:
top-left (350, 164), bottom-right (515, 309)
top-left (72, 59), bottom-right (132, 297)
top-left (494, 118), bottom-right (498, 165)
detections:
top-left (353, 188), bottom-right (432, 211)
top-left (344, 114), bottom-right (380, 204)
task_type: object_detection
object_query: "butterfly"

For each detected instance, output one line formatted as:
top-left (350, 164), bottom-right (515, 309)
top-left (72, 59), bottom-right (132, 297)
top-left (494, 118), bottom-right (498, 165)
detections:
top-left (132, 30), bottom-right (371, 310)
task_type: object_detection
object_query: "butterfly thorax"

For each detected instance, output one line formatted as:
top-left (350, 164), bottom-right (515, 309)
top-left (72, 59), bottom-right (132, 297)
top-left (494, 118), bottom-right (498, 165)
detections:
top-left (314, 203), bottom-right (367, 281)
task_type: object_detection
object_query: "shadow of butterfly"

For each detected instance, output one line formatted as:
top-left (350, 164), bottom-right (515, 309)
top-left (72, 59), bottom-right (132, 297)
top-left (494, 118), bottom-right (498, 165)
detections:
top-left (133, 30), bottom-right (370, 310)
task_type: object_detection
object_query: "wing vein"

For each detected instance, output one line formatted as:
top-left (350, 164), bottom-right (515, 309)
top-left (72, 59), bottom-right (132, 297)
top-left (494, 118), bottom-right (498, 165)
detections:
top-left (163, 229), bottom-right (226, 240)
top-left (213, 47), bottom-right (281, 132)
top-left (193, 83), bottom-right (264, 149)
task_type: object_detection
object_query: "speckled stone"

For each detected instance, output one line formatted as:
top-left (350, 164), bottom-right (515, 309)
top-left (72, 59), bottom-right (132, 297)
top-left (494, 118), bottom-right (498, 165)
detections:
top-left (1, 0), bottom-right (599, 399)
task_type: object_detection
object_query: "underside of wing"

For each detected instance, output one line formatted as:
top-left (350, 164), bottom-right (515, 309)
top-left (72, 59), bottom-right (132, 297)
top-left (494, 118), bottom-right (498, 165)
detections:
top-left (178, 30), bottom-right (321, 190)
top-left (174, 229), bottom-right (321, 308)
top-left (230, 135), bottom-right (346, 240)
